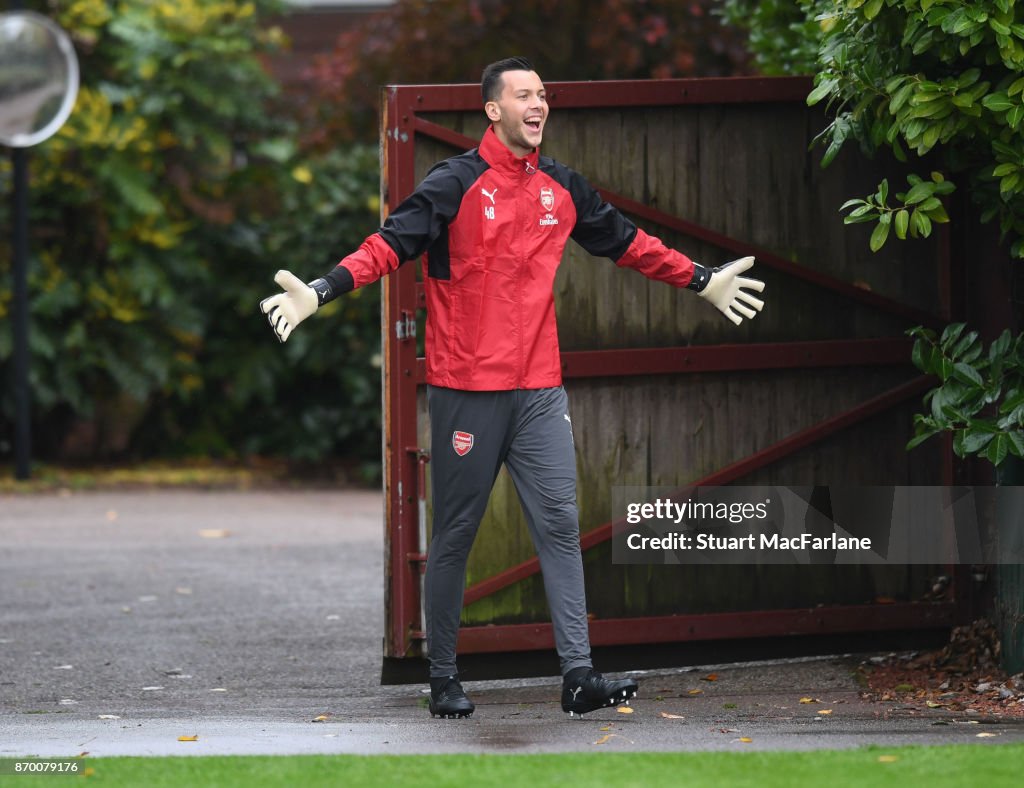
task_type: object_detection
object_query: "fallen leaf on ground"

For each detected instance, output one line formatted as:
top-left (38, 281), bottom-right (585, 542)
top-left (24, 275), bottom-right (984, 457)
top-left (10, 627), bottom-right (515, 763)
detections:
top-left (599, 725), bottom-right (612, 731)
top-left (312, 714), bottom-right (331, 722)
top-left (659, 712), bottom-right (684, 719)
top-left (688, 689), bottom-right (703, 695)
top-left (738, 737), bottom-right (753, 743)
top-left (976, 732), bottom-right (999, 738)
top-left (177, 735), bottom-right (198, 742)
top-left (799, 697), bottom-right (819, 704)
top-left (616, 706), bottom-right (634, 714)
top-left (702, 673), bottom-right (719, 682)
top-left (877, 755), bottom-right (899, 763)
top-left (593, 734), bottom-right (614, 745)
top-left (199, 529), bottom-right (231, 539)
top-left (926, 701), bottom-right (943, 708)
top-left (817, 709), bottom-right (833, 715)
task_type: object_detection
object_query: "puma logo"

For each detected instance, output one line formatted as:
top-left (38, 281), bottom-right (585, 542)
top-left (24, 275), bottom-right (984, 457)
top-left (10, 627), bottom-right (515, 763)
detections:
top-left (481, 186), bottom-right (498, 205)
top-left (570, 686), bottom-right (582, 701)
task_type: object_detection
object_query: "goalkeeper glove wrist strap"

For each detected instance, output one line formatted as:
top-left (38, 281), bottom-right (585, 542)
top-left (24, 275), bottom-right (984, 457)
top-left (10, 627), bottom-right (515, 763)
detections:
top-left (308, 265), bottom-right (355, 307)
top-left (686, 262), bottom-right (711, 293)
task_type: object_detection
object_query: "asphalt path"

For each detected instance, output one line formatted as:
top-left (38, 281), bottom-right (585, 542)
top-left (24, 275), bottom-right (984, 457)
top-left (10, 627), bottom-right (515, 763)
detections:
top-left (1, 490), bottom-right (1022, 757)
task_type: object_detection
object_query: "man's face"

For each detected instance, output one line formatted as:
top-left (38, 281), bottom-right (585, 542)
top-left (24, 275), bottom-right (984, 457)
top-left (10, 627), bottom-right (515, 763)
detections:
top-left (486, 69), bottom-right (548, 157)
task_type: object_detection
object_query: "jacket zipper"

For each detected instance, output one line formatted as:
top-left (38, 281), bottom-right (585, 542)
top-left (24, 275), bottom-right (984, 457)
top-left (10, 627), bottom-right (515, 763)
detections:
top-left (515, 165), bottom-right (525, 388)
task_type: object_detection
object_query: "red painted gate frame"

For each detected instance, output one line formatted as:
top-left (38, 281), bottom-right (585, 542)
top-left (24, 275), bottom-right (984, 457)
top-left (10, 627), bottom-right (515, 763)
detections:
top-left (381, 77), bottom-right (965, 660)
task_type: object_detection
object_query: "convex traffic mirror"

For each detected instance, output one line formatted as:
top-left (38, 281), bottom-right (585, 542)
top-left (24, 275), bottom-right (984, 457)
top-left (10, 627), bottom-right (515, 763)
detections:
top-left (0, 10), bottom-right (79, 148)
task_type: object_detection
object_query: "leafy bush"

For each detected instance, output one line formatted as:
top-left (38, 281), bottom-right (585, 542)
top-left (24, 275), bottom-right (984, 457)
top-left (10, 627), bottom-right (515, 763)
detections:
top-left (0, 0), bottom-right (381, 469)
top-left (908, 323), bottom-right (1024, 465)
top-left (728, 0), bottom-right (1024, 258)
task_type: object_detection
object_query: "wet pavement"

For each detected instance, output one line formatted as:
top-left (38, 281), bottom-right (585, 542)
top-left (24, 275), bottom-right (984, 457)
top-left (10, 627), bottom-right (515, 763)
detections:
top-left (1, 490), bottom-right (1022, 757)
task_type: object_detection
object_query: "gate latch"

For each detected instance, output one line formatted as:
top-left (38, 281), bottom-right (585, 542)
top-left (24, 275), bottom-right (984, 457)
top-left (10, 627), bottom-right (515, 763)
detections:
top-left (395, 310), bottom-right (416, 341)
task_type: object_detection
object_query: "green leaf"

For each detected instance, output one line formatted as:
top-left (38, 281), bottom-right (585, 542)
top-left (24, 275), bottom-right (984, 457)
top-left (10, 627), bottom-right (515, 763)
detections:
top-left (953, 362), bottom-right (985, 386)
top-left (983, 92), bottom-right (1014, 111)
top-left (912, 338), bottom-right (930, 372)
top-left (863, 0), bottom-right (884, 20)
top-left (870, 216), bottom-right (890, 252)
top-left (988, 433), bottom-right (1010, 465)
top-left (963, 431), bottom-right (996, 453)
top-left (906, 430), bottom-right (939, 450)
top-left (957, 69), bottom-right (981, 89)
top-left (890, 83), bottom-right (916, 114)
top-left (999, 389), bottom-right (1024, 415)
top-left (895, 209), bottom-right (910, 239)
top-left (951, 330), bottom-right (980, 360)
top-left (1008, 431), bottom-right (1024, 458)
top-left (877, 178), bottom-right (890, 204)
top-left (941, 322), bottom-right (968, 348)
top-left (931, 387), bottom-right (948, 421)
top-left (991, 329), bottom-right (1013, 362)
top-left (904, 181), bottom-right (935, 204)
top-left (807, 79), bottom-right (837, 106)
top-left (993, 163), bottom-right (1017, 176)
top-left (921, 123), bottom-right (942, 152)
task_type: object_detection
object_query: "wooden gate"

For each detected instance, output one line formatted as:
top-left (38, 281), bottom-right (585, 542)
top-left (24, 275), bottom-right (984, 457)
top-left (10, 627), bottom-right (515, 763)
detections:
top-left (380, 77), bottom-right (967, 663)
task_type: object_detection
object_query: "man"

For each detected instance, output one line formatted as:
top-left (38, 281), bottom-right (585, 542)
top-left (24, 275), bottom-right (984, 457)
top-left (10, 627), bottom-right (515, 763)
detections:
top-left (260, 57), bottom-right (765, 719)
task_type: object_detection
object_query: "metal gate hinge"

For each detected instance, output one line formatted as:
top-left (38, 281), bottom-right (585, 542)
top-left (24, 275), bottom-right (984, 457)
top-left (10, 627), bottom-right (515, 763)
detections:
top-left (395, 310), bottom-right (416, 341)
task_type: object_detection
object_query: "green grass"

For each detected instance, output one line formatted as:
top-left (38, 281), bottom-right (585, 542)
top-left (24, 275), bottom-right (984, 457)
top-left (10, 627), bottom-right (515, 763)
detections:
top-left (4, 745), bottom-right (1023, 787)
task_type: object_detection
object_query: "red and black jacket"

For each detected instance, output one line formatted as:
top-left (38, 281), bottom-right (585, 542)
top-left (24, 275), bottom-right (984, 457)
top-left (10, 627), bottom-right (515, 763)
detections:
top-left (322, 127), bottom-right (696, 391)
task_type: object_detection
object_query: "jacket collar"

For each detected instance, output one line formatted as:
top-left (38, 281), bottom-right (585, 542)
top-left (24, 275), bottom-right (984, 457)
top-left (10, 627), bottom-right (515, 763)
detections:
top-left (479, 126), bottom-right (540, 177)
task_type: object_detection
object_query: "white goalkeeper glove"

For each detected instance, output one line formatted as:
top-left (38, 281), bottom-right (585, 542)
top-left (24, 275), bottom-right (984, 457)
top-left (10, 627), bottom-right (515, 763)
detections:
top-left (259, 270), bottom-right (319, 343)
top-left (692, 256), bottom-right (765, 326)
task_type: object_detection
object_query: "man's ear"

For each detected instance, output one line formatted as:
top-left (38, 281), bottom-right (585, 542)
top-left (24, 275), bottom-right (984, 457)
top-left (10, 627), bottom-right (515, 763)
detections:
top-left (485, 101), bottom-right (501, 123)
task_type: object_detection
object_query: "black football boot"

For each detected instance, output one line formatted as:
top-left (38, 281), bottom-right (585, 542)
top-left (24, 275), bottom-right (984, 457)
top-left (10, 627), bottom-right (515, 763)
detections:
top-left (561, 668), bottom-right (638, 717)
top-left (428, 674), bottom-right (475, 719)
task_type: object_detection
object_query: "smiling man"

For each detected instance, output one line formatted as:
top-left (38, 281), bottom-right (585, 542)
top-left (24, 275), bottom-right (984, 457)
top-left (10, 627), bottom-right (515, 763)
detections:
top-left (260, 56), bottom-right (766, 720)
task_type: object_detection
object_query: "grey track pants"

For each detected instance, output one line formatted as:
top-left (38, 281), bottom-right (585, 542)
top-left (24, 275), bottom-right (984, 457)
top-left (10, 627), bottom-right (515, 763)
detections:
top-left (425, 385), bottom-right (593, 678)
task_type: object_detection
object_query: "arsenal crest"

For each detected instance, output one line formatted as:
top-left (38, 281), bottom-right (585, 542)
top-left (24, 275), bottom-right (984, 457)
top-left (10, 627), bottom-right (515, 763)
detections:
top-left (452, 430), bottom-right (474, 456)
top-left (539, 186), bottom-right (555, 212)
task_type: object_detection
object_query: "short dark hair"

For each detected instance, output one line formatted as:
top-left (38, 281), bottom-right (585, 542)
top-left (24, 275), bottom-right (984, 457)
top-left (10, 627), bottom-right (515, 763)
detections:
top-left (481, 56), bottom-right (534, 104)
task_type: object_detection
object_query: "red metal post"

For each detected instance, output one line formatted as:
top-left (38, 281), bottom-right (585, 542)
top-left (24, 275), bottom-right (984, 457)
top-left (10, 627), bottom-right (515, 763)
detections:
top-left (382, 87), bottom-right (426, 658)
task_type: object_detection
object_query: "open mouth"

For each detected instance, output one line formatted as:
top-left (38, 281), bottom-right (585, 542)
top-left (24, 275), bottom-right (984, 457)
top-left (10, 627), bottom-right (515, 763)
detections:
top-left (524, 118), bottom-right (543, 132)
